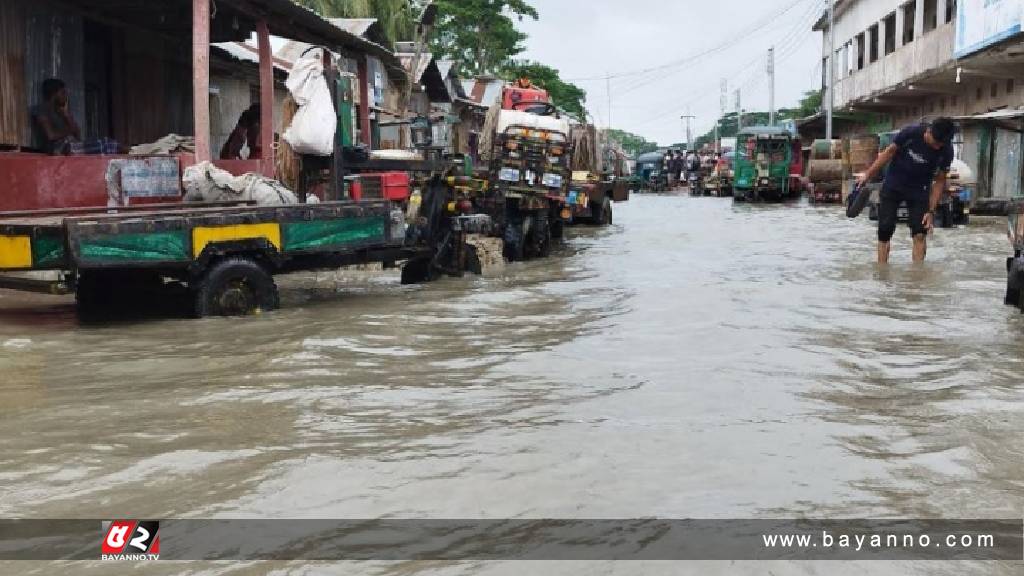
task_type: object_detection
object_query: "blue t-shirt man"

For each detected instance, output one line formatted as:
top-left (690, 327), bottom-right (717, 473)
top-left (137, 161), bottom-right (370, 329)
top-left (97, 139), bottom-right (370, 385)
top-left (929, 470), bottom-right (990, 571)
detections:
top-left (857, 118), bottom-right (956, 264)
top-left (884, 124), bottom-right (954, 195)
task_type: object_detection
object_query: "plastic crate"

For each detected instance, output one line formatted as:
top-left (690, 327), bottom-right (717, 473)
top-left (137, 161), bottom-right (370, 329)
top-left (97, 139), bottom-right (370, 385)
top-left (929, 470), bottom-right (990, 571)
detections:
top-left (357, 172), bottom-right (411, 202)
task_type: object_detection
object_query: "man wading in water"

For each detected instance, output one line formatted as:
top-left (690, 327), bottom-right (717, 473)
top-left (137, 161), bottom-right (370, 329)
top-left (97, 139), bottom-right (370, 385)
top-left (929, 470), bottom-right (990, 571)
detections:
top-left (857, 118), bottom-right (955, 264)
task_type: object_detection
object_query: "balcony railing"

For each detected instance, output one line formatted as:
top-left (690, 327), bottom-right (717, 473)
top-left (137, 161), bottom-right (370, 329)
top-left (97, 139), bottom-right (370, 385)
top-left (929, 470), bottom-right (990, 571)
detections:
top-left (833, 21), bottom-right (954, 107)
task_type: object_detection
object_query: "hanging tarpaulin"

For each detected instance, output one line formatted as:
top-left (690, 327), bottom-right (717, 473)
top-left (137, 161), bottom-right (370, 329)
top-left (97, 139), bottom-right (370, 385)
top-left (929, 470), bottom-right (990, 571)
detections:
top-left (955, 0), bottom-right (1023, 58)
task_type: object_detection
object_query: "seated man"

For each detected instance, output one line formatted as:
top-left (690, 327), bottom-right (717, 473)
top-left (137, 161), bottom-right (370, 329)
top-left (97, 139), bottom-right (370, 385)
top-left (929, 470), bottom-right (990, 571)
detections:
top-left (31, 78), bottom-right (119, 155)
top-left (220, 105), bottom-right (262, 160)
top-left (32, 78), bottom-right (80, 154)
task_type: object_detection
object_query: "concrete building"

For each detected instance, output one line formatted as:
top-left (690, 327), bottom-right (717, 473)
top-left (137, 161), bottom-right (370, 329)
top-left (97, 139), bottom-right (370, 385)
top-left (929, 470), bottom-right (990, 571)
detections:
top-left (816, 0), bottom-right (1024, 199)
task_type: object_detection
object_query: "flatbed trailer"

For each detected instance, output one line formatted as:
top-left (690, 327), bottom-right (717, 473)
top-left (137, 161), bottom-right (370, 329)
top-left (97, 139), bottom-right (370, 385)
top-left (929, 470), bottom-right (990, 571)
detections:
top-left (0, 200), bottom-right (419, 316)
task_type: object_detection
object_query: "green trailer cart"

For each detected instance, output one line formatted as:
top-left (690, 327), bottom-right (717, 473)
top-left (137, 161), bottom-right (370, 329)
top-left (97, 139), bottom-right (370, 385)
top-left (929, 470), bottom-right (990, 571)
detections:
top-left (0, 200), bottom-right (423, 317)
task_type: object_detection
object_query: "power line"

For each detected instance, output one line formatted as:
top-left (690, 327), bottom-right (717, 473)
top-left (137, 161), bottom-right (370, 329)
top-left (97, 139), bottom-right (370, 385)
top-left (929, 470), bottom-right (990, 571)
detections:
top-left (625, 0), bottom-right (820, 132)
top-left (564, 0), bottom-right (815, 83)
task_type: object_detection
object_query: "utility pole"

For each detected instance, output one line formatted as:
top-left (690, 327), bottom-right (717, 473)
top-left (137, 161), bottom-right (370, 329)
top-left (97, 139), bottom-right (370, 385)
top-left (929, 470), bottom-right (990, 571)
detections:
top-left (606, 74), bottom-right (612, 129)
top-left (717, 78), bottom-right (727, 153)
top-left (735, 88), bottom-right (743, 132)
top-left (768, 47), bottom-right (776, 127)
top-left (681, 113), bottom-right (695, 150)
top-left (826, 0), bottom-right (836, 140)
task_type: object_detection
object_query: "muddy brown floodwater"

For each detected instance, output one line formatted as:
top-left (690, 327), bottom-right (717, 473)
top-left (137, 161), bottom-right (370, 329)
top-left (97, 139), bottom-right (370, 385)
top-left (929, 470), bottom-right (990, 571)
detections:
top-left (1, 195), bottom-right (1023, 576)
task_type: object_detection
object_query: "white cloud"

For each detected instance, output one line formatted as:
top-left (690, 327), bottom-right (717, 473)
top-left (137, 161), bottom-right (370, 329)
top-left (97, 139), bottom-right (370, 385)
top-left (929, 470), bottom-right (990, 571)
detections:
top-left (517, 0), bottom-right (823, 145)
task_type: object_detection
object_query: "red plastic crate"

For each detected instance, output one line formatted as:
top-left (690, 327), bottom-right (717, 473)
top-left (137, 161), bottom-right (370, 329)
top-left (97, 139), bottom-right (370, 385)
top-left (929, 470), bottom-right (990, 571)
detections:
top-left (358, 172), bottom-right (411, 202)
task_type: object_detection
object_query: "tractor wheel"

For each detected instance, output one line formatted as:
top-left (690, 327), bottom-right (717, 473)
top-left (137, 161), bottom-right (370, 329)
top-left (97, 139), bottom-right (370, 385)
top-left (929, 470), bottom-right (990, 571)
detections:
top-left (194, 257), bottom-right (279, 317)
top-left (526, 212), bottom-right (552, 258)
top-left (591, 197), bottom-right (613, 226)
top-left (503, 219), bottom-right (525, 262)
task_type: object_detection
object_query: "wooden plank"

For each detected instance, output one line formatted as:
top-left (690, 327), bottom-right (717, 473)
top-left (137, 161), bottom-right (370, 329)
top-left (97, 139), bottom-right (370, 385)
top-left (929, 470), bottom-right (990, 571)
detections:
top-left (193, 0), bottom-right (212, 162)
top-left (256, 20), bottom-right (275, 179)
top-left (0, 1), bottom-right (27, 147)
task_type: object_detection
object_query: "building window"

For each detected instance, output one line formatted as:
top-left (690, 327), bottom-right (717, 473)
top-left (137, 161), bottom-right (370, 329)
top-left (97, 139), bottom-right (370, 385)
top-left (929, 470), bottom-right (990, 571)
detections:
top-left (903, 2), bottom-right (916, 44)
top-left (952, 95), bottom-right (958, 107)
top-left (924, 0), bottom-right (938, 32)
top-left (977, 86), bottom-right (983, 101)
top-left (992, 82), bottom-right (999, 98)
top-left (846, 41), bottom-right (854, 75)
top-left (856, 32), bottom-right (866, 69)
top-left (1007, 78), bottom-right (1015, 94)
top-left (884, 13), bottom-right (897, 54)
top-left (869, 24), bottom-right (880, 63)
top-left (946, 0), bottom-right (957, 24)
top-left (940, 97), bottom-right (946, 111)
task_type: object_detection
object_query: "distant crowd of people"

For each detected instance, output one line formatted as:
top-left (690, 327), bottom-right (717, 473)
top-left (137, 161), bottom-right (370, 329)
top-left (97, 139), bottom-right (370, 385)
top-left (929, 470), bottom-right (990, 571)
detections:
top-left (662, 149), bottom-right (720, 187)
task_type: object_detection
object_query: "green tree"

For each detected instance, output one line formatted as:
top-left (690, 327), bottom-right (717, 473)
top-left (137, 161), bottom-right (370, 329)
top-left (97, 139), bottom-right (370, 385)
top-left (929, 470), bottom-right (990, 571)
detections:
top-left (605, 129), bottom-right (660, 157)
top-left (431, 0), bottom-right (539, 76)
top-left (294, 0), bottom-right (417, 45)
top-left (795, 90), bottom-right (823, 118)
top-left (501, 60), bottom-right (586, 120)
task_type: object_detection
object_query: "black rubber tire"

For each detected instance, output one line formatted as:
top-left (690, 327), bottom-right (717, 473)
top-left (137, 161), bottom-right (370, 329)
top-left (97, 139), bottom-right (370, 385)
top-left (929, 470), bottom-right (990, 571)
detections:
top-left (503, 219), bottom-right (525, 262)
top-left (550, 218), bottom-right (565, 240)
top-left (194, 257), bottom-right (278, 317)
top-left (847, 186), bottom-right (873, 218)
top-left (464, 245), bottom-right (483, 276)
top-left (401, 257), bottom-right (435, 284)
top-left (592, 197), bottom-right (613, 226)
top-left (528, 211), bottom-right (552, 258)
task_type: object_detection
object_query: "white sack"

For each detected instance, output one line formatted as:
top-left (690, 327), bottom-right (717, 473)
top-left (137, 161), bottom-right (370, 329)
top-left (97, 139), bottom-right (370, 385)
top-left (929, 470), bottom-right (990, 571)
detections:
top-left (183, 162), bottom-right (298, 206)
top-left (282, 51), bottom-right (337, 156)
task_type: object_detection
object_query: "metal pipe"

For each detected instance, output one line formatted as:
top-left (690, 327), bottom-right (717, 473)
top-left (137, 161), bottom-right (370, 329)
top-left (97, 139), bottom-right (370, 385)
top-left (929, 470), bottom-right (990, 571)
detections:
top-left (826, 0), bottom-right (835, 140)
top-left (768, 47), bottom-right (776, 127)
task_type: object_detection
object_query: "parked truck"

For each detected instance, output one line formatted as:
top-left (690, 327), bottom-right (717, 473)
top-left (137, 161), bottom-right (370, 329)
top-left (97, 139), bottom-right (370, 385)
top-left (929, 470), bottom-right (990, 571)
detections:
top-left (480, 84), bottom-right (574, 261)
top-left (567, 125), bottom-right (631, 226)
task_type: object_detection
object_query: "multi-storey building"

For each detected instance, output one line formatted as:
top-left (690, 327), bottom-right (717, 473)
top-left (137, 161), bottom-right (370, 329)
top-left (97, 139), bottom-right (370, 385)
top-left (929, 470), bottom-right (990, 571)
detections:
top-left (816, 0), bottom-right (1024, 199)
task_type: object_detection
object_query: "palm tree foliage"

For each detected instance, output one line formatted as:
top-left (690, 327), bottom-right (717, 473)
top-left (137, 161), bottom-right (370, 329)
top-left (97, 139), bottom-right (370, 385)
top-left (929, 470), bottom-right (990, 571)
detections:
top-left (294, 0), bottom-right (418, 45)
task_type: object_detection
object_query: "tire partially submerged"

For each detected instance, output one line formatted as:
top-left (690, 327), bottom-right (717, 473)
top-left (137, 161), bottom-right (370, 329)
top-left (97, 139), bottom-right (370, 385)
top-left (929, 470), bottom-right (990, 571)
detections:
top-left (194, 257), bottom-right (279, 317)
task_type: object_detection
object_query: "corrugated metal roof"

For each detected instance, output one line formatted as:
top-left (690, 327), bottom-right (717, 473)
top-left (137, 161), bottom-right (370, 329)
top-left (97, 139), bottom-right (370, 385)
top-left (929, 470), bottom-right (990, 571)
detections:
top-left (397, 53), bottom-right (434, 83)
top-left (213, 42), bottom-right (291, 72)
top-left (954, 109), bottom-right (1024, 121)
top-left (461, 77), bottom-right (504, 106)
top-left (436, 60), bottom-right (455, 80)
top-left (327, 18), bottom-right (377, 38)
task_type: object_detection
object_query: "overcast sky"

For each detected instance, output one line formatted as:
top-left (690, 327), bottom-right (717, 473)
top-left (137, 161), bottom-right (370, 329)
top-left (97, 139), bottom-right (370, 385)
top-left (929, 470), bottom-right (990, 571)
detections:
top-left (517, 0), bottom-right (824, 146)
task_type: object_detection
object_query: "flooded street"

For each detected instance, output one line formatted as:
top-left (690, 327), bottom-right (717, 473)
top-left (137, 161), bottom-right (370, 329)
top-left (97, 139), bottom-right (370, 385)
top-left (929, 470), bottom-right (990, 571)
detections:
top-left (2, 194), bottom-right (1023, 574)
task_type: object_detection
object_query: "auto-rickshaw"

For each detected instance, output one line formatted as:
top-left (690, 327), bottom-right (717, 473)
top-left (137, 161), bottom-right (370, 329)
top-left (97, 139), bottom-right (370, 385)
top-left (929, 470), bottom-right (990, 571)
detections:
top-left (732, 127), bottom-right (804, 202)
top-left (636, 151), bottom-right (669, 193)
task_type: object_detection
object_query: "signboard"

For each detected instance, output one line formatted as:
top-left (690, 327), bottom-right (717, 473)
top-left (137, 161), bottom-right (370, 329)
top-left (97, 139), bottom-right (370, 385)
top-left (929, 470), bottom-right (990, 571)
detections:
top-left (956, 0), bottom-right (1023, 58)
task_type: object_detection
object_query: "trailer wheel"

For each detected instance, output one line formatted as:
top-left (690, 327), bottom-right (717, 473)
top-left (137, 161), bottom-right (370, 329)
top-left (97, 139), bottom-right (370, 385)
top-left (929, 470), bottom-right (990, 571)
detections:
top-left (401, 257), bottom-right (436, 284)
top-left (194, 257), bottom-right (278, 317)
top-left (528, 212), bottom-right (552, 258)
top-left (592, 197), bottom-right (613, 226)
top-left (550, 219), bottom-right (565, 240)
top-left (504, 220), bottom-right (525, 262)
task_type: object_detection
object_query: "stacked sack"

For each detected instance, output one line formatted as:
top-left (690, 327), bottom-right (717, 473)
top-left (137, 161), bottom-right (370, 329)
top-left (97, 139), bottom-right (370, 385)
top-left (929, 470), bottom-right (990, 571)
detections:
top-left (807, 139), bottom-right (843, 203)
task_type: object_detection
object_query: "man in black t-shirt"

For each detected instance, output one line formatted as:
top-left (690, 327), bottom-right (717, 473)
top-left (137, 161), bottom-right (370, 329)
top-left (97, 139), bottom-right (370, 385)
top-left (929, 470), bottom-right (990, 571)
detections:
top-left (857, 118), bottom-right (955, 264)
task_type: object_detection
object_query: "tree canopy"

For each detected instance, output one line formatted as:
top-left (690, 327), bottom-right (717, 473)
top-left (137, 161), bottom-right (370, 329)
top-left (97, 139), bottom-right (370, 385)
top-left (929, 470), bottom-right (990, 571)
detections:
top-left (294, 0), bottom-right (417, 45)
top-left (431, 0), bottom-right (539, 76)
top-left (605, 129), bottom-right (660, 157)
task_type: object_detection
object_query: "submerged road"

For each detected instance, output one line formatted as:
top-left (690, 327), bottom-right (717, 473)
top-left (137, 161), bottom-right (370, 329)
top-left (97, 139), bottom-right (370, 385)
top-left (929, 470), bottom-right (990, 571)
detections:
top-left (1, 195), bottom-right (1022, 575)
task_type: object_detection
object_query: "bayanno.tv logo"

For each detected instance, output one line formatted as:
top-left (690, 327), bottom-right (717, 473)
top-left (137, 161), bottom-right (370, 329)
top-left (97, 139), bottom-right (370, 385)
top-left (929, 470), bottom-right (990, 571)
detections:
top-left (101, 520), bottom-right (161, 560)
